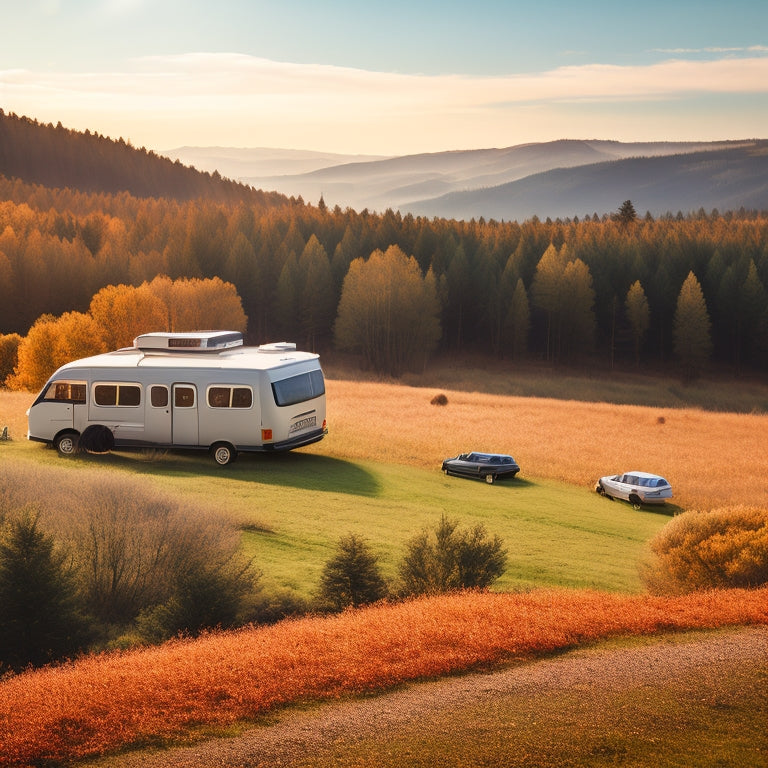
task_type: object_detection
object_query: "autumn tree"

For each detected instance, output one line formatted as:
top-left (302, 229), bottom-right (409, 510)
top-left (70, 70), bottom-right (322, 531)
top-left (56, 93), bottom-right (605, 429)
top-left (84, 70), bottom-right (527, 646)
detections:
top-left (6, 312), bottom-right (107, 391)
top-left (673, 271), bottom-right (712, 382)
top-left (530, 243), bottom-right (566, 361)
top-left (505, 278), bottom-right (530, 359)
top-left (559, 258), bottom-right (596, 360)
top-left (334, 245), bottom-right (441, 376)
top-left (625, 280), bottom-right (650, 367)
top-left (89, 283), bottom-right (167, 349)
top-left (0, 333), bottom-right (21, 386)
top-left (297, 235), bottom-right (335, 351)
top-left (155, 276), bottom-right (248, 333)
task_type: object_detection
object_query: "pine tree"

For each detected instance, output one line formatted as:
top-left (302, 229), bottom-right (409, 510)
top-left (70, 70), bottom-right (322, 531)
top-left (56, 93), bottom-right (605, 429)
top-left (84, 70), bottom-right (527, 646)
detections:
top-left (506, 278), bottom-right (530, 359)
top-left (318, 534), bottom-right (387, 611)
top-left (0, 511), bottom-right (91, 671)
top-left (673, 271), bottom-right (712, 382)
top-left (625, 280), bottom-right (650, 367)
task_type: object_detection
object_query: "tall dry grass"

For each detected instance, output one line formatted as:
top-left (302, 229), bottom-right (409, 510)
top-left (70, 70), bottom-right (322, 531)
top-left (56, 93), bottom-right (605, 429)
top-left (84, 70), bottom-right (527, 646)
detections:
top-left (317, 380), bottom-right (767, 510)
top-left (2, 381), bottom-right (765, 511)
top-left (1, 587), bottom-right (765, 766)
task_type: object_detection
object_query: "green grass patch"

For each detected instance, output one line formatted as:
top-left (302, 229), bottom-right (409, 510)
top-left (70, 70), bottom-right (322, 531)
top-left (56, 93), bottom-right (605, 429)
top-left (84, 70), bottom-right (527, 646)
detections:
top-left (6, 440), bottom-right (670, 599)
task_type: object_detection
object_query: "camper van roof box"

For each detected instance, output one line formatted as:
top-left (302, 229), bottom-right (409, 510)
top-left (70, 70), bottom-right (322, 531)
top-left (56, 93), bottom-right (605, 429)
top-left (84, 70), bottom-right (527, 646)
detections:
top-left (133, 331), bottom-right (244, 351)
top-left (257, 342), bottom-right (297, 353)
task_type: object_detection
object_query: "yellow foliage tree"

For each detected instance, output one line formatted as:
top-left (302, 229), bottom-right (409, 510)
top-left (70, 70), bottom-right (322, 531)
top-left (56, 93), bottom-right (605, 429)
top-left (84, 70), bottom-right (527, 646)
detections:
top-left (146, 275), bottom-right (247, 333)
top-left (7, 313), bottom-right (107, 391)
top-left (334, 245), bottom-right (441, 376)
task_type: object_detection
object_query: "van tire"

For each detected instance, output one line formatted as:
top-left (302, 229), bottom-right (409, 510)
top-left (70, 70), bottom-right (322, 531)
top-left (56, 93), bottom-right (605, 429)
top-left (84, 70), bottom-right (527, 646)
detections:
top-left (629, 493), bottom-right (642, 510)
top-left (80, 424), bottom-right (115, 454)
top-left (212, 442), bottom-right (237, 466)
top-left (484, 472), bottom-right (495, 484)
top-left (54, 431), bottom-right (80, 457)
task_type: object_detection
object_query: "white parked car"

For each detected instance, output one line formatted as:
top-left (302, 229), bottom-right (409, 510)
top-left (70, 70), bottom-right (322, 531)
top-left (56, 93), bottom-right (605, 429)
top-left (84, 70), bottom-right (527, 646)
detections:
top-left (595, 471), bottom-right (673, 509)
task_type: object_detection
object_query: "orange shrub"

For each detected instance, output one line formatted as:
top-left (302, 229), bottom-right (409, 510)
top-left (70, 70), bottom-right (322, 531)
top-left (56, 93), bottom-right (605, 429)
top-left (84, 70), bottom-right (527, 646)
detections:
top-left (1, 587), bottom-right (765, 766)
top-left (642, 506), bottom-right (768, 594)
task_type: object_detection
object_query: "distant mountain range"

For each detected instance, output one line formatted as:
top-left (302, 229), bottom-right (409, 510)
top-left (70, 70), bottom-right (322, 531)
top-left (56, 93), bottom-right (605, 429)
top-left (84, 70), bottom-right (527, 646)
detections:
top-left (163, 139), bottom-right (768, 221)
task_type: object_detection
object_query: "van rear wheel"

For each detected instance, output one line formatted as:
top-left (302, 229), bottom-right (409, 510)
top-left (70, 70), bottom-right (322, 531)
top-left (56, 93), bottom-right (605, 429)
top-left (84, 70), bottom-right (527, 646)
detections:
top-left (54, 431), bottom-right (80, 457)
top-left (629, 493), bottom-right (642, 510)
top-left (212, 442), bottom-right (237, 466)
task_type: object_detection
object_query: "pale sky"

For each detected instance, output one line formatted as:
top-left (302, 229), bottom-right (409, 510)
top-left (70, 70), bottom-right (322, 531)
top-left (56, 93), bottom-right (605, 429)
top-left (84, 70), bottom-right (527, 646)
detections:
top-left (1, 0), bottom-right (767, 155)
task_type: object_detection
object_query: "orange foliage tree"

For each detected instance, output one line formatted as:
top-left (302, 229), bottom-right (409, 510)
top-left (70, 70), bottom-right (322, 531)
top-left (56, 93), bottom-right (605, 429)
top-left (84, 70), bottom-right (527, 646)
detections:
top-left (6, 313), bottom-right (107, 391)
top-left (146, 275), bottom-right (248, 333)
top-left (89, 282), bottom-right (168, 350)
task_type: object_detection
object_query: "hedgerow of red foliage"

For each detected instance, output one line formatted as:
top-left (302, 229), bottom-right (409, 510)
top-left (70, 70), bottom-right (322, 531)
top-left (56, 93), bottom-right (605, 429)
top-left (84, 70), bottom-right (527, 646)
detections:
top-left (2, 587), bottom-right (765, 767)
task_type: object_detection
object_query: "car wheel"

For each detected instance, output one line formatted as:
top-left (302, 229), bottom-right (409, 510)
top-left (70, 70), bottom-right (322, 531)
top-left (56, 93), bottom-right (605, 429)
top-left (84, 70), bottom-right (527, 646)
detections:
top-left (596, 483), bottom-right (606, 496)
top-left (629, 493), bottom-right (642, 510)
top-left (443, 467), bottom-right (449, 475)
top-left (212, 442), bottom-right (237, 466)
top-left (54, 431), bottom-right (80, 457)
top-left (484, 473), bottom-right (495, 484)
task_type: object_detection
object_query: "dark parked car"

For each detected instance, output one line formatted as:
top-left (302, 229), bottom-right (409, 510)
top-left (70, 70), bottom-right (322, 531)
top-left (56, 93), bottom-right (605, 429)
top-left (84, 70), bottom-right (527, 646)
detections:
top-left (441, 452), bottom-right (520, 484)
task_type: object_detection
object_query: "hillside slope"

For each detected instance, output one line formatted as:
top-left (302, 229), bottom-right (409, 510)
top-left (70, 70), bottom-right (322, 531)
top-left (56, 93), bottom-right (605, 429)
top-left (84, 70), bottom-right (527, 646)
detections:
top-left (0, 111), bottom-right (288, 206)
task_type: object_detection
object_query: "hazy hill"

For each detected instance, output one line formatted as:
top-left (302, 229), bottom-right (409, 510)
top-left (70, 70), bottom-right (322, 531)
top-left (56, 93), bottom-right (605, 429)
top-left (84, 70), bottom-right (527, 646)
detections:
top-left (161, 146), bottom-right (389, 181)
top-left (0, 111), bottom-right (287, 207)
top-left (171, 138), bottom-right (763, 218)
top-left (407, 142), bottom-right (768, 221)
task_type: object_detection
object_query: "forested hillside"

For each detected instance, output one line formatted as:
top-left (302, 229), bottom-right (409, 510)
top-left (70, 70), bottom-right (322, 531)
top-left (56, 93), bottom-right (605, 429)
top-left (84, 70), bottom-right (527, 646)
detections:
top-left (1, 115), bottom-right (767, 377)
top-left (0, 111), bottom-right (289, 206)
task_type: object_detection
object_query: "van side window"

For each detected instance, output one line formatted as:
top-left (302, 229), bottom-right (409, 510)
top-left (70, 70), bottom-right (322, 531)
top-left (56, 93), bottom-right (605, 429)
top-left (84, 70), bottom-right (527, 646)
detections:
top-left (44, 380), bottom-right (87, 403)
top-left (207, 386), bottom-right (253, 408)
top-left (150, 386), bottom-right (169, 408)
top-left (174, 386), bottom-right (195, 408)
top-left (94, 383), bottom-right (141, 407)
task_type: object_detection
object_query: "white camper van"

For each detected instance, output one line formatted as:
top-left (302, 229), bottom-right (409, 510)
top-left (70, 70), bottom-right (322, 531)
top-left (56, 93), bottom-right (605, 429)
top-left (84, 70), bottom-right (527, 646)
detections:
top-left (27, 331), bottom-right (327, 465)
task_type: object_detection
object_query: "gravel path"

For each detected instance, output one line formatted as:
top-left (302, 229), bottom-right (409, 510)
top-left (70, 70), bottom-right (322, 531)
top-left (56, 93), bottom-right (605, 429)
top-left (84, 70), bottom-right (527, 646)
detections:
top-left (87, 627), bottom-right (767, 768)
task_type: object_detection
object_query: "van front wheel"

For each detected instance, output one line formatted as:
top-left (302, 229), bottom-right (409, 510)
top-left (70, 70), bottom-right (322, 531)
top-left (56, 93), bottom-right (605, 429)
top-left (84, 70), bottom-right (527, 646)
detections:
top-left (212, 442), bottom-right (237, 466)
top-left (54, 431), bottom-right (80, 457)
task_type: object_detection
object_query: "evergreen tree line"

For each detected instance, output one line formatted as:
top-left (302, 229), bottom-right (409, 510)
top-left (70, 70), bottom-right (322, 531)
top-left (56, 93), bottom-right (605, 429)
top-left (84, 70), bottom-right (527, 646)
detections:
top-left (1, 173), bottom-right (767, 377)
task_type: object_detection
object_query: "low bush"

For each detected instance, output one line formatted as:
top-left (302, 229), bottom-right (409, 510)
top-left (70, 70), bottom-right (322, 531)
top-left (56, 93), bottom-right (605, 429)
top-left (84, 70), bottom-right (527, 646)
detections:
top-left (398, 515), bottom-right (507, 596)
top-left (641, 505), bottom-right (768, 594)
top-left (0, 461), bottom-right (259, 654)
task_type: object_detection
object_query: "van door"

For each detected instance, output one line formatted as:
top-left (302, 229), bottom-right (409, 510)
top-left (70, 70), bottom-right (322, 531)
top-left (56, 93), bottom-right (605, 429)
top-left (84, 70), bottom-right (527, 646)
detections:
top-left (28, 380), bottom-right (87, 442)
top-left (172, 384), bottom-right (198, 445)
top-left (143, 384), bottom-right (172, 445)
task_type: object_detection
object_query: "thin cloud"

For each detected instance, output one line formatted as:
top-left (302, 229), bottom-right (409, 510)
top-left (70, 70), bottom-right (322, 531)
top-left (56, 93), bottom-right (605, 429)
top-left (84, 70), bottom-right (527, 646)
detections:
top-left (651, 45), bottom-right (768, 54)
top-left (1, 53), bottom-right (767, 152)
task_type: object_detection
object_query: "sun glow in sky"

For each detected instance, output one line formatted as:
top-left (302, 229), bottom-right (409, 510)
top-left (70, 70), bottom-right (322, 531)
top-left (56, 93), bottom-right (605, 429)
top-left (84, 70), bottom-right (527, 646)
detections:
top-left (1, 0), bottom-right (767, 155)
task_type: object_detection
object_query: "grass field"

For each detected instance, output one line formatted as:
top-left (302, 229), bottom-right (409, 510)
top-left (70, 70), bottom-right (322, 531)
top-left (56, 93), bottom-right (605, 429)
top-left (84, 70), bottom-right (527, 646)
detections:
top-left (1, 374), bottom-right (766, 599)
top-left (0, 373), bottom-right (766, 767)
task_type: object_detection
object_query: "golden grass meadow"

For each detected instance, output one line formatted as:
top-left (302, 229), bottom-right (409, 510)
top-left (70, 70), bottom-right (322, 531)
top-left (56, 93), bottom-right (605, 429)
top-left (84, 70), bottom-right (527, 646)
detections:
top-left (0, 373), bottom-right (766, 765)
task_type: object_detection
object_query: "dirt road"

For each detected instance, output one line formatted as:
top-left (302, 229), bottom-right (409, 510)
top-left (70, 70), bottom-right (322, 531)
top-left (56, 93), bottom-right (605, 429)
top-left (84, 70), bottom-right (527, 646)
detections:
top-left (84, 626), bottom-right (767, 768)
